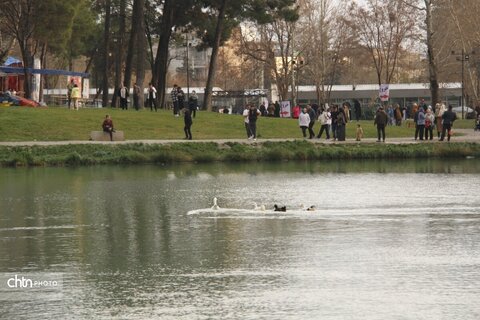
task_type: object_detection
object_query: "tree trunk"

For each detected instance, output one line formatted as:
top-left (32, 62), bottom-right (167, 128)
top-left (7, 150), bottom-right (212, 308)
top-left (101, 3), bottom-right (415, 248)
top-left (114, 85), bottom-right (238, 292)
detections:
top-left (124, 0), bottom-right (141, 89)
top-left (135, 0), bottom-right (147, 108)
top-left (102, 0), bottom-right (111, 108)
top-left (425, 0), bottom-right (439, 107)
top-left (112, 0), bottom-right (126, 108)
top-left (203, 0), bottom-right (228, 111)
top-left (153, 0), bottom-right (175, 109)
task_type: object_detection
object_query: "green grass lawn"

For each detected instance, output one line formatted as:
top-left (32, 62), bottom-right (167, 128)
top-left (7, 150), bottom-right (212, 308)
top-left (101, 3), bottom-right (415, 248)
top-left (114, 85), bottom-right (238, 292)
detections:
top-left (0, 105), bottom-right (476, 141)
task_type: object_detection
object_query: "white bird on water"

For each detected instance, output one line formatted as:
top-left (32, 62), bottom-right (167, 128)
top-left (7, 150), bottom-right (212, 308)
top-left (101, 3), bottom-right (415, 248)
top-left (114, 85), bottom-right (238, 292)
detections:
top-left (211, 197), bottom-right (220, 210)
top-left (253, 202), bottom-right (266, 211)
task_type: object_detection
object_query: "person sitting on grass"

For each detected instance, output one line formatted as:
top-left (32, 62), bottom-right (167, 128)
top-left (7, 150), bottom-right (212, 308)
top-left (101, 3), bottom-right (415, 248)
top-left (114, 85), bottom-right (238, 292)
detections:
top-left (102, 114), bottom-right (115, 141)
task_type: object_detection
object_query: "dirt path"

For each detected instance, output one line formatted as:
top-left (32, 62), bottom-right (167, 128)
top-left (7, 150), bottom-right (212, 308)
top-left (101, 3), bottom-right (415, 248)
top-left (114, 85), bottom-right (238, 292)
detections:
top-left (0, 129), bottom-right (478, 147)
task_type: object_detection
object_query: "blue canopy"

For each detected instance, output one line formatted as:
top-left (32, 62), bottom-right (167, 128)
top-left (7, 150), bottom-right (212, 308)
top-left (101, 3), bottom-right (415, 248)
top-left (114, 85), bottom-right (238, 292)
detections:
top-left (4, 56), bottom-right (22, 66)
top-left (0, 66), bottom-right (89, 78)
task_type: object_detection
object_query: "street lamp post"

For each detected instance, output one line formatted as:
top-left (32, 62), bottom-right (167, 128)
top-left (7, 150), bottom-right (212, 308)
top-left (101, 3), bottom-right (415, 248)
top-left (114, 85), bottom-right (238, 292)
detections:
top-left (452, 49), bottom-right (474, 119)
top-left (185, 33), bottom-right (190, 101)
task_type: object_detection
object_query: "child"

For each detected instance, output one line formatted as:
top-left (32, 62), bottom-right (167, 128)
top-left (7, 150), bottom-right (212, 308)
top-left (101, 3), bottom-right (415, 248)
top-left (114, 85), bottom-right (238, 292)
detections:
top-left (356, 123), bottom-right (364, 141)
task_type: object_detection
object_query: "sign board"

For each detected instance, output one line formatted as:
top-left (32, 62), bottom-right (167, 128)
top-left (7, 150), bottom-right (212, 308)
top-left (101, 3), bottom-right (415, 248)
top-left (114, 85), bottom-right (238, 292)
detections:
top-left (280, 101), bottom-right (291, 118)
top-left (379, 84), bottom-right (389, 102)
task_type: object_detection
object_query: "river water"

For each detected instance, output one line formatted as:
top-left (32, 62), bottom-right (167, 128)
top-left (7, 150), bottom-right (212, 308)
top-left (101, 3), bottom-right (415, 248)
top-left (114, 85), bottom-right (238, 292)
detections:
top-left (0, 160), bottom-right (479, 319)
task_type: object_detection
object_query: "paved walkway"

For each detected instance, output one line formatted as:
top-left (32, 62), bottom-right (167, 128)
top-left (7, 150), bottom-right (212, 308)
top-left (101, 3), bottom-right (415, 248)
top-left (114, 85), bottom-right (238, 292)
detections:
top-left (0, 129), bottom-right (478, 147)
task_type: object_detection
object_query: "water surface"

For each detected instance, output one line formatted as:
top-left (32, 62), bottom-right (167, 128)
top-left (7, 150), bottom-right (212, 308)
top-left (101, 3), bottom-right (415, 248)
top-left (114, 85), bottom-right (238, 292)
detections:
top-left (0, 160), bottom-right (479, 319)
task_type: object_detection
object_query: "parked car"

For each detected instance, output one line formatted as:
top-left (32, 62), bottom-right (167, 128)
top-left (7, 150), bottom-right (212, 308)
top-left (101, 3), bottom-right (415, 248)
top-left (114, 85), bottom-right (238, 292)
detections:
top-left (452, 106), bottom-right (475, 119)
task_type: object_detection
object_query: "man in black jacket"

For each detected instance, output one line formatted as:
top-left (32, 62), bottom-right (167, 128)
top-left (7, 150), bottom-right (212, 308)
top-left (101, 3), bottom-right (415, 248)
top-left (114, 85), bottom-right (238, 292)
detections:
top-left (374, 106), bottom-right (388, 142)
top-left (440, 105), bottom-right (457, 141)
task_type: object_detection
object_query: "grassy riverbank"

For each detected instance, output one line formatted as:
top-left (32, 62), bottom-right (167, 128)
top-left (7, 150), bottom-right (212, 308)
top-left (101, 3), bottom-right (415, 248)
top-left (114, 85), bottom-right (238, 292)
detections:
top-left (1, 141), bottom-right (479, 167)
top-left (1, 106), bottom-right (476, 141)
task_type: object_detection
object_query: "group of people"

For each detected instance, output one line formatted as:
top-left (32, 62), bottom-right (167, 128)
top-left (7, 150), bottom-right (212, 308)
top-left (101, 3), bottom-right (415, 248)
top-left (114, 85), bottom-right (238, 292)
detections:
top-left (242, 104), bottom-right (261, 140)
top-left (170, 84), bottom-right (199, 118)
top-left (413, 102), bottom-right (457, 142)
top-left (297, 104), bottom-right (350, 141)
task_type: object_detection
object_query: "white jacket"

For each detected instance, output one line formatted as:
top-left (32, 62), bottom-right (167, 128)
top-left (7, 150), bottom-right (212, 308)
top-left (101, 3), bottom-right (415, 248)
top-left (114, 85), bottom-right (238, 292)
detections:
top-left (318, 111), bottom-right (331, 125)
top-left (298, 112), bottom-right (310, 126)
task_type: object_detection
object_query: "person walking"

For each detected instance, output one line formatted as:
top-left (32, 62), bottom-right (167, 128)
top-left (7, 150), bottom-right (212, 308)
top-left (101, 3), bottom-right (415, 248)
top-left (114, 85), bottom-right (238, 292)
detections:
top-left (248, 104), bottom-right (261, 141)
top-left (133, 83), bottom-right (141, 111)
top-left (440, 105), bottom-right (457, 141)
top-left (374, 106), bottom-right (388, 142)
top-left (353, 99), bottom-right (362, 121)
top-left (183, 108), bottom-right (193, 140)
top-left (298, 108), bottom-right (310, 138)
top-left (307, 105), bottom-right (316, 139)
top-left (148, 83), bottom-right (157, 111)
top-left (243, 104), bottom-right (251, 138)
top-left (317, 108), bottom-right (331, 139)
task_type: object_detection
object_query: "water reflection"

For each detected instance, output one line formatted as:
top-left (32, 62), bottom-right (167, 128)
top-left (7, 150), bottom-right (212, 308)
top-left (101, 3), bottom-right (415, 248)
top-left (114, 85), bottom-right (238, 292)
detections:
top-left (0, 160), bottom-right (479, 319)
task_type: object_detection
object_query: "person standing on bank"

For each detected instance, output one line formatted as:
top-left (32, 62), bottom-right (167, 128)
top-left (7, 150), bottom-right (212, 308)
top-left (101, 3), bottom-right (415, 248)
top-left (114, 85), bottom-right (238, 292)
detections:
top-left (416, 107), bottom-right (426, 140)
top-left (307, 105), bottom-right (316, 139)
top-left (243, 104), bottom-right (251, 138)
top-left (440, 105), bottom-right (457, 141)
top-left (374, 106), bottom-right (388, 142)
top-left (188, 90), bottom-right (198, 118)
top-left (102, 114), bottom-right (115, 141)
top-left (425, 107), bottom-right (435, 140)
top-left (248, 104), bottom-right (261, 141)
top-left (119, 83), bottom-right (129, 110)
top-left (183, 108), bottom-right (193, 140)
top-left (336, 107), bottom-right (347, 141)
top-left (148, 83), bottom-right (157, 111)
top-left (133, 83), bottom-right (141, 111)
top-left (435, 102), bottom-right (446, 138)
top-left (299, 108), bottom-right (310, 138)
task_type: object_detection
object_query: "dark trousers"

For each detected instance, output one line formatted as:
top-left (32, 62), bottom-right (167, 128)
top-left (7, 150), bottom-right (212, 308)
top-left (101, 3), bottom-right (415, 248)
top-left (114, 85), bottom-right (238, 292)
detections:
top-left (189, 107), bottom-right (196, 118)
top-left (120, 97), bottom-right (128, 109)
top-left (173, 101), bottom-right (179, 115)
top-left (103, 127), bottom-right (113, 141)
top-left (245, 122), bottom-right (251, 138)
top-left (337, 125), bottom-right (346, 141)
top-left (184, 124), bottom-right (192, 139)
top-left (148, 94), bottom-right (157, 111)
top-left (377, 124), bottom-right (386, 141)
top-left (308, 121), bottom-right (315, 138)
top-left (249, 121), bottom-right (257, 138)
top-left (415, 125), bottom-right (425, 140)
top-left (331, 123), bottom-right (338, 140)
top-left (300, 126), bottom-right (307, 137)
top-left (133, 95), bottom-right (139, 110)
top-left (440, 123), bottom-right (452, 141)
top-left (425, 126), bottom-right (433, 140)
top-left (317, 124), bottom-right (330, 139)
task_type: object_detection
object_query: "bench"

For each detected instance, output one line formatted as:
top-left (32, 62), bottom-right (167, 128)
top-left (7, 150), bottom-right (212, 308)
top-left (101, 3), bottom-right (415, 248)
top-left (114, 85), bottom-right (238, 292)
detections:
top-left (90, 131), bottom-right (125, 141)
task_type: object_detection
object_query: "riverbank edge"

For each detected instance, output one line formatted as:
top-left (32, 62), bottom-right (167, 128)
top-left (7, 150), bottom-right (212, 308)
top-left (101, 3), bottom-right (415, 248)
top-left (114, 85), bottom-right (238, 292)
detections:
top-left (1, 140), bottom-right (479, 167)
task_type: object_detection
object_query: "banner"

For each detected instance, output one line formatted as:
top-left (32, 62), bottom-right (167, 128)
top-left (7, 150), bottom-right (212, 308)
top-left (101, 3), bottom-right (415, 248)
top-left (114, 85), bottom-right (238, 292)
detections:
top-left (379, 84), bottom-right (389, 102)
top-left (280, 101), bottom-right (291, 118)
